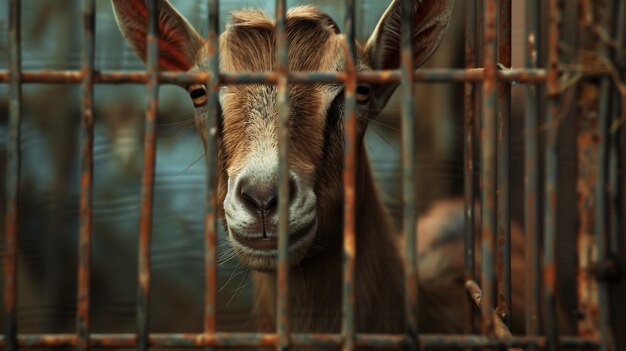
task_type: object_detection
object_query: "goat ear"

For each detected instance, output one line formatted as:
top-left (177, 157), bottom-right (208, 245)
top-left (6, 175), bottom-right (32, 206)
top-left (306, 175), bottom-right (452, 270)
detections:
top-left (112, 0), bottom-right (205, 71)
top-left (365, 0), bottom-right (455, 112)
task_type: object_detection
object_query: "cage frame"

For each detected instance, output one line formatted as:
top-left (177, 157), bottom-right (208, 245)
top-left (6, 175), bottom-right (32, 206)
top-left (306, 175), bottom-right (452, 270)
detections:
top-left (1, 0), bottom-right (624, 350)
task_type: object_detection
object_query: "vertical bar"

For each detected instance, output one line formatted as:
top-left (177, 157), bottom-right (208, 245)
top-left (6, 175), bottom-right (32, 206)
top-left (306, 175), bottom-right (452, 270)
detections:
top-left (524, 0), bottom-right (541, 340)
top-left (475, 0), bottom-right (484, 281)
top-left (496, 0), bottom-right (512, 328)
top-left (608, 3), bottom-right (625, 349)
top-left (596, 2), bottom-right (617, 350)
top-left (137, 1), bottom-right (160, 351)
top-left (401, 0), bottom-right (418, 347)
top-left (609, 0), bottom-right (624, 273)
top-left (204, 0), bottom-right (220, 348)
top-left (575, 0), bottom-right (598, 340)
top-left (544, 0), bottom-right (560, 349)
top-left (463, 0), bottom-right (477, 336)
top-left (341, 0), bottom-right (356, 350)
top-left (77, 0), bottom-right (95, 350)
top-left (480, 0), bottom-right (497, 338)
top-left (4, 1), bottom-right (21, 351)
top-left (275, 0), bottom-right (289, 350)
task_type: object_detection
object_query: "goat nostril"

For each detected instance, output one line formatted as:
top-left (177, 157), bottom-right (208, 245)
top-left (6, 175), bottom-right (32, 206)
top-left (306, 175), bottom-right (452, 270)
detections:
top-left (265, 194), bottom-right (278, 210)
top-left (240, 185), bottom-right (278, 212)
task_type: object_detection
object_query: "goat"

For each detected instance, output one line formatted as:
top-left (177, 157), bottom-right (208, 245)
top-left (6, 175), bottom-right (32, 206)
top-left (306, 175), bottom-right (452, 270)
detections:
top-left (112, 0), bottom-right (528, 339)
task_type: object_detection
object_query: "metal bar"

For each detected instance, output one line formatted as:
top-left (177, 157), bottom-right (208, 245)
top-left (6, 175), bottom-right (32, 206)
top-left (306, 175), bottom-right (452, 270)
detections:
top-left (77, 1), bottom-right (95, 351)
top-left (0, 333), bottom-right (602, 349)
top-left (544, 0), bottom-right (561, 349)
top-left (137, 1), bottom-right (160, 351)
top-left (480, 0), bottom-right (498, 337)
top-left (4, 1), bottom-right (21, 351)
top-left (595, 2), bottom-right (622, 351)
top-left (608, 1), bottom-right (625, 348)
top-left (465, 280), bottom-right (514, 340)
top-left (595, 1), bottom-right (619, 349)
top-left (609, 0), bottom-right (625, 276)
top-left (203, 0), bottom-right (220, 349)
top-left (0, 68), bottom-right (555, 85)
top-left (496, 0), bottom-right (512, 328)
top-left (400, 0), bottom-right (418, 348)
top-left (341, 0), bottom-right (357, 350)
top-left (524, 0), bottom-right (542, 340)
top-left (576, 0), bottom-right (599, 340)
top-left (275, 0), bottom-right (289, 350)
top-left (464, 0), bottom-right (478, 337)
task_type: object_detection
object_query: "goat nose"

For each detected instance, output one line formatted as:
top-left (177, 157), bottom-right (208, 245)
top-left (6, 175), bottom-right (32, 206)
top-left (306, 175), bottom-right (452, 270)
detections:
top-left (238, 177), bottom-right (297, 213)
top-left (241, 184), bottom-right (278, 212)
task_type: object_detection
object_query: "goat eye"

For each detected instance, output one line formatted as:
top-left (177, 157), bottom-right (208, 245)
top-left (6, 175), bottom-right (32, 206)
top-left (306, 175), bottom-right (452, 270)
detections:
top-left (356, 85), bottom-right (370, 104)
top-left (187, 83), bottom-right (208, 107)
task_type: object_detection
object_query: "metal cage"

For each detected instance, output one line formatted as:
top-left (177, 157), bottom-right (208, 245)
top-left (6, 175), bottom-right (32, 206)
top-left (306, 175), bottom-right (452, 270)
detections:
top-left (1, 0), bottom-right (625, 350)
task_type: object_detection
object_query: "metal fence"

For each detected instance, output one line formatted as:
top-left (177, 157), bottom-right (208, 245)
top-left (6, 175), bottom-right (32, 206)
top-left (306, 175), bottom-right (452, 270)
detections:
top-left (1, 0), bottom-right (625, 350)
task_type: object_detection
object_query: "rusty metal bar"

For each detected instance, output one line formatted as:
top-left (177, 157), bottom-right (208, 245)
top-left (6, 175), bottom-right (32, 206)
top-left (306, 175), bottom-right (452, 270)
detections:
top-left (465, 280), bottom-right (513, 340)
top-left (524, 0), bottom-right (541, 340)
top-left (76, 0), bottom-right (95, 350)
top-left (341, 0), bottom-right (357, 350)
top-left (480, 0), bottom-right (498, 337)
top-left (0, 333), bottom-right (602, 349)
top-left (4, 1), bottom-right (21, 351)
top-left (496, 0), bottom-right (512, 328)
top-left (595, 2), bottom-right (618, 350)
top-left (464, 0), bottom-right (478, 337)
top-left (203, 0), bottom-right (220, 349)
top-left (275, 0), bottom-right (289, 350)
top-left (609, 0), bottom-right (625, 278)
top-left (137, 1), bottom-right (160, 351)
top-left (576, 0), bottom-right (599, 340)
top-left (400, 0), bottom-right (418, 348)
top-left (595, 1), bottom-right (623, 351)
top-left (0, 68), bottom-right (555, 85)
top-left (544, 0), bottom-right (561, 349)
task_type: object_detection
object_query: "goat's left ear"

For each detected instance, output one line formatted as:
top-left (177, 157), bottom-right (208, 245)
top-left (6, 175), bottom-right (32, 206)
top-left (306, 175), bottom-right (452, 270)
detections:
top-left (365, 0), bottom-right (455, 112)
top-left (112, 0), bottom-right (205, 71)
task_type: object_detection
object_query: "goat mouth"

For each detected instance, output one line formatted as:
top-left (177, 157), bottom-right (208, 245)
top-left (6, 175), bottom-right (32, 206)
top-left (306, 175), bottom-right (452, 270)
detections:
top-left (230, 220), bottom-right (317, 251)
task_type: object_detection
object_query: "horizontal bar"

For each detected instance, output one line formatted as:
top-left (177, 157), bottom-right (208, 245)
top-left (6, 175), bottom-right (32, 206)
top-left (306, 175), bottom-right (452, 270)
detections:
top-left (0, 333), bottom-right (600, 349)
top-left (0, 68), bottom-right (551, 84)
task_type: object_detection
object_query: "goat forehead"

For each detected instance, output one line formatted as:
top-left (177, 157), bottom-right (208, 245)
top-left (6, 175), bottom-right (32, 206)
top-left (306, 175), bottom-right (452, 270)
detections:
top-left (211, 6), bottom-right (347, 73)
top-left (220, 83), bottom-right (336, 123)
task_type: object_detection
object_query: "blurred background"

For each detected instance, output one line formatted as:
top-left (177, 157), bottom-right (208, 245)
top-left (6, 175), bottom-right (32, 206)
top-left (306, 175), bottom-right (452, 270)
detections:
top-left (0, 0), bottom-right (584, 338)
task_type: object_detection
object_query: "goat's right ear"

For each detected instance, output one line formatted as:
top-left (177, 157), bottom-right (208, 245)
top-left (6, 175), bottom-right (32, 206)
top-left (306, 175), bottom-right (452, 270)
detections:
top-left (112, 0), bottom-right (205, 71)
top-left (365, 0), bottom-right (455, 113)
